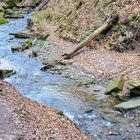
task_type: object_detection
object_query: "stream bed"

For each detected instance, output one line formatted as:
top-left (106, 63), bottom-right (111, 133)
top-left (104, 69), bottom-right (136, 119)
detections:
top-left (0, 13), bottom-right (139, 140)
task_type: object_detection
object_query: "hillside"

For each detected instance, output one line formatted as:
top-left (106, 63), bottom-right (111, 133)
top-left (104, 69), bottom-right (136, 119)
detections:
top-left (31, 0), bottom-right (140, 52)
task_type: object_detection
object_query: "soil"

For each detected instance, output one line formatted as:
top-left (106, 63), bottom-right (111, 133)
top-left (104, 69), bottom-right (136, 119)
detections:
top-left (27, 0), bottom-right (140, 81)
top-left (0, 80), bottom-right (89, 140)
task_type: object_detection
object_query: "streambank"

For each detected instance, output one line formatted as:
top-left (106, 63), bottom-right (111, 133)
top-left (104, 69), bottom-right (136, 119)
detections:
top-left (0, 80), bottom-right (89, 140)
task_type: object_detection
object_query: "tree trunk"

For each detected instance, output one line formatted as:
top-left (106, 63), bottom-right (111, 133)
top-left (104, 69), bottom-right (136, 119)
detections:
top-left (64, 15), bottom-right (119, 59)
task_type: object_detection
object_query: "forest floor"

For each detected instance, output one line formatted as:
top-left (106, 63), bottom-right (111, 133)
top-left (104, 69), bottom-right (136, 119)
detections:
top-left (0, 80), bottom-right (89, 140)
top-left (0, 0), bottom-right (140, 139)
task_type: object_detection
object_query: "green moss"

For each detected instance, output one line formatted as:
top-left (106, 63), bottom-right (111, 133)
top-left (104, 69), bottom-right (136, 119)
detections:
top-left (104, 76), bottom-right (125, 95)
top-left (0, 12), bottom-right (8, 24)
top-left (23, 40), bottom-right (32, 47)
top-left (11, 45), bottom-right (22, 51)
top-left (4, 9), bottom-right (13, 15)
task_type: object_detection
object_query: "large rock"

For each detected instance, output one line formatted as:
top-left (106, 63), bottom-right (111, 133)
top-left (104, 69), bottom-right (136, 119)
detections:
top-left (114, 97), bottom-right (140, 111)
top-left (104, 76), bottom-right (125, 95)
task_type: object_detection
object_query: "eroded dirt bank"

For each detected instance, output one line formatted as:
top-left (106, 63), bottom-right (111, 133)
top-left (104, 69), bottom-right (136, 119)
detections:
top-left (0, 80), bottom-right (89, 140)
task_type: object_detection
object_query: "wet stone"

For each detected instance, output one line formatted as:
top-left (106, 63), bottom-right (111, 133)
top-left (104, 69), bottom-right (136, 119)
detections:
top-left (114, 97), bottom-right (140, 111)
top-left (0, 69), bottom-right (15, 78)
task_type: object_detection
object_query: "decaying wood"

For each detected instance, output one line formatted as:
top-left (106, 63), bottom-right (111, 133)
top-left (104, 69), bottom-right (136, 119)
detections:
top-left (41, 15), bottom-right (119, 71)
top-left (64, 15), bottom-right (119, 59)
top-left (35, 0), bottom-right (50, 11)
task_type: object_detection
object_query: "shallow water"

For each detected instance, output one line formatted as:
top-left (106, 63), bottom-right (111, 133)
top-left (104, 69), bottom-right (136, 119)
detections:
top-left (0, 13), bottom-right (139, 140)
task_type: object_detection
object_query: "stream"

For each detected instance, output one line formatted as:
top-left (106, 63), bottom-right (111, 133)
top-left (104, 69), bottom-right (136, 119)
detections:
top-left (0, 13), bottom-right (139, 140)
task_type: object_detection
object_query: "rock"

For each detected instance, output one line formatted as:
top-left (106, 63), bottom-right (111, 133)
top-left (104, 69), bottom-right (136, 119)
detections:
top-left (59, 59), bottom-right (73, 65)
top-left (85, 109), bottom-right (93, 113)
top-left (42, 58), bottom-right (49, 65)
top-left (31, 50), bottom-right (38, 57)
top-left (0, 69), bottom-right (15, 78)
top-left (22, 40), bottom-right (32, 47)
top-left (9, 32), bottom-right (30, 39)
top-left (11, 40), bottom-right (32, 52)
top-left (114, 97), bottom-right (140, 111)
top-left (111, 92), bottom-right (119, 98)
top-left (128, 80), bottom-right (140, 89)
top-left (128, 80), bottom-right (140, 96)
top-left (0, 12), bottom-right (8, 24)
top-left (27, 18), bottom-right (33, 28)
top-left (104, 76), bottom-right (125, 95)
top-left (4, 12), bottom-right (24, 19)
top-left (11, 45), bottom-right (22, 52)
top-left (3, 9), bottom-right (23, 19)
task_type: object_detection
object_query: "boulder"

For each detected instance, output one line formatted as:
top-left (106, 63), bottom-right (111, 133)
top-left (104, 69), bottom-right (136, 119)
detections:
top-left (104, 76), bottom-right (125, 95)
top-left (114, 97), bottom-right (140, 111)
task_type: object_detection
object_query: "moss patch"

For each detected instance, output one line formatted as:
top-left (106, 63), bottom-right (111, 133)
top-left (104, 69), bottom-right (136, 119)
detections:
top-left (0, 12), bottom-right (8, 24)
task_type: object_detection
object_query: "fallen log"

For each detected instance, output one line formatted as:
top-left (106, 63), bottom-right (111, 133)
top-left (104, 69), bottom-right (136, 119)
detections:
top-left (35, 0), bottom-right (50, 11)
top-left (64, 15), bottom-right (119, 59)
top-left (41, 15), bottom-right (119, 71)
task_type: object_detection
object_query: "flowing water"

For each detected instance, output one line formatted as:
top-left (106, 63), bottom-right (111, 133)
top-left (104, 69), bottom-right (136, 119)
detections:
top-left (0, 13), bottom-right (139, 140)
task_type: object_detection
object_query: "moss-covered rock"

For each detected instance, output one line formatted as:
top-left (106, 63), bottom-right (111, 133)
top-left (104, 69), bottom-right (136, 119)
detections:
top-left (114, 97), bottom-right (140, 111)
top-left (0, 12), bottom-right (8, 24)
top-left (0, 69), bottom-right (15, 78)
top-left (11, 45), bottom-right (22, 52)
top-left (23, 40), bottom-right (32, 47)
top-left (4, 10), bottom-right (23, 19)
top-left (104, 76), bottom-right (125, 95)
top-left (9, 32), bottom-right (30, 38)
